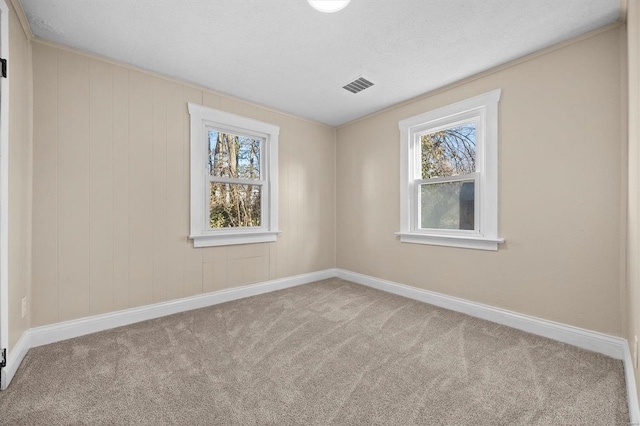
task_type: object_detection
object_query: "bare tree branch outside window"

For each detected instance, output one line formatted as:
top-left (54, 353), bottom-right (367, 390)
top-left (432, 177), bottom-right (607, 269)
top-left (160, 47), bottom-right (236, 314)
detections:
top-left (420, 123), bottom-right (476, 230)
top-left (421, 124), bottom-right (476, 179)
top-left (208, 130), bottom-right (262, 228)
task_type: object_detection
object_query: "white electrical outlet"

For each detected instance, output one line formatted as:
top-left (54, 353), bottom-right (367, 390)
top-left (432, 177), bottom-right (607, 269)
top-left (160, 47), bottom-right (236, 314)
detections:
top-left (635, 336), bottom-right (638, 369)
top-left (21, 296), bottom-right (26, 318)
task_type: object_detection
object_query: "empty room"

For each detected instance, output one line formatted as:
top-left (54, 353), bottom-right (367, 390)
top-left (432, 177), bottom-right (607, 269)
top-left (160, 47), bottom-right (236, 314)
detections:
top-left (0, 0), bottom-right (639, 424)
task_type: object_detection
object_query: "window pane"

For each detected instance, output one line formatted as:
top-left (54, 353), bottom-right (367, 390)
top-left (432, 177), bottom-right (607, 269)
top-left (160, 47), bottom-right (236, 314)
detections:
top-left (421, 123), bottom-right (476, 179)
top-left (420, 180), bottom-right (474, 230)
top-left (209, 182), bottom-right (262, 228)
top-left (208, 130), bottom-right (261, 180)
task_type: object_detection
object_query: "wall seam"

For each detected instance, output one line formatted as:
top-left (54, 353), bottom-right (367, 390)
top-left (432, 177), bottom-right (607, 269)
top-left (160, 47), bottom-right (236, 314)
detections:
top-left (88, 58), bottom-right (92, 317)
top-left (620, 23), bottom-right (630, 340)
top-left (111, 63), bottom-right (115, 313)
top-left (333, 126), bottom-right (337, 269)
top-left (127, 71), bottom-right (132, 308)
top-left (26, 19), bottom-right (33, 332)
top-left (55, 47), bottom-right (59, 323)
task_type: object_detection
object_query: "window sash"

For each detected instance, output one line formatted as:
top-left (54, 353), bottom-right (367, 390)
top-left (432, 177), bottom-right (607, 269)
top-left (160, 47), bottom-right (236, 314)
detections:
top-left (397, 89), bottom-right (501, 250)
top-left (412, 111), bottom-right (481, 142)
top-left (206, 126), bottom-right (265, 181)
top-left (207, 176), bottom-right (266, 186)
top-left (412, 116), bottom-right (483, 180)
top-left (204, 130), bottom-right (269, 233)
top-left (189, 103), bottom-right (280, 247)
top-left (415, 116), bottom-right (479, 141)
top-left (409, 112), bottom-right (484, 238)
top-left (206, 181), bottom-right (266, 232)
top-left (413, 173), bottom-right (480, 235)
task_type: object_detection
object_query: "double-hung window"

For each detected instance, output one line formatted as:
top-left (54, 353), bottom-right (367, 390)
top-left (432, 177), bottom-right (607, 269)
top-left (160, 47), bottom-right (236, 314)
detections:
top-left (397, 89), bottom-right (503, 250)
top-left (188, 103), bottom-right (279, 247)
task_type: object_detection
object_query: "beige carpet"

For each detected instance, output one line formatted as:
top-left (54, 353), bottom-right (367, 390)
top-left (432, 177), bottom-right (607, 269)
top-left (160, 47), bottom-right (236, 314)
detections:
top-left (0, 278), bottom-right (630, 425)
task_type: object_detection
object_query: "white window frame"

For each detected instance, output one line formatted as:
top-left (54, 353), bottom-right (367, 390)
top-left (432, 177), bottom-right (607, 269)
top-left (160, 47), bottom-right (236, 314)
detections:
top-left (188, 103), bottom-right (279, 247)
top-left (396, 89), bottom-right (504, 251)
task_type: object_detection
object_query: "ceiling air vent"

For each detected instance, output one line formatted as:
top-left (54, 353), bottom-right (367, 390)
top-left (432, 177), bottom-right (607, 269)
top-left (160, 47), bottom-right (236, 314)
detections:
top-left (343, 77), bottom-right (374, 94)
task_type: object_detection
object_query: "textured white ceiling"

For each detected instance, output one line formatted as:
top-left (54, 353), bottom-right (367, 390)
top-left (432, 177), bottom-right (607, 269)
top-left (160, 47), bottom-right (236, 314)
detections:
top-left (20, 0), bottom-right (619, 126)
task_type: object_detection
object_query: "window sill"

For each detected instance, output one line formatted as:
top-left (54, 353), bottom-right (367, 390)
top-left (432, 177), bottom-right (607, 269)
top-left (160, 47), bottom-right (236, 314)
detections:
top-left (395, 232), bottom-right (504, 251)
top-left (189, 231), bottom-right (281, 248)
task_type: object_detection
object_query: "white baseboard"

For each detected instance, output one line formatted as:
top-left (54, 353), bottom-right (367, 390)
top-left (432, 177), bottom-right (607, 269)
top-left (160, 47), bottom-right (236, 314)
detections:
top-left (336, 269), bottom-right (640, 421)
top-left (30, 268), bottom-right (336, 348)
top-left (0, 330), bottom-right (30, 390)
top-left (623, 340), bottom-right (640, 425)
top-left (3, 266), bottom-right (640, 423)
top-left (0, 269), bottom-right (334, 389)
top-left (336, 269), bottom-right (626, 359)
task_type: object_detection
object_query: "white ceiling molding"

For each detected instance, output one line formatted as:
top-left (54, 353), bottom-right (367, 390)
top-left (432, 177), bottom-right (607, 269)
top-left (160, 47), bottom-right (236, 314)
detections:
top-left (20, 0), bottom-right (619, 126)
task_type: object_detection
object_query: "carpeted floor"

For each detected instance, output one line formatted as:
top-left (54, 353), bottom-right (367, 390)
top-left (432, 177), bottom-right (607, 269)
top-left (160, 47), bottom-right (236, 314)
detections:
top-left (0, 278), bottom-right (630, 425)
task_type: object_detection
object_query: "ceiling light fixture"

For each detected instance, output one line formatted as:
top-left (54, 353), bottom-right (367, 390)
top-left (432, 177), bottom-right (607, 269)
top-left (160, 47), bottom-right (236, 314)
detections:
top-left (307, 0), bottom-right (351, 13)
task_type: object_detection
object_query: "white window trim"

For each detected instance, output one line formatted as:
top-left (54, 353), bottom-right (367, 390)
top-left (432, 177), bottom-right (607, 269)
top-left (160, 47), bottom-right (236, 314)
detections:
top-left (188, 103), bottom-right (280, 247)
top-left (396, 89), bottom-right (504, 251)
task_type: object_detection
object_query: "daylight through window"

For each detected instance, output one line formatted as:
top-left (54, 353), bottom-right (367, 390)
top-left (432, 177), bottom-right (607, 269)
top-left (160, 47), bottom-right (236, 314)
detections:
top-left (419, 121), bottom-right (477, 231)
top-left (189, 103), bottom-right (279, 247)
top-left (397, 90), bottom-right (503, 251)
top-left (208, 130), bottom-right (263, 229)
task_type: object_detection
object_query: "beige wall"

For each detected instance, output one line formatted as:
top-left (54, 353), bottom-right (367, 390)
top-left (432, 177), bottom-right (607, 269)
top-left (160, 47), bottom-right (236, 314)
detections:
top-left (337, 26), bottom-right (626, 336)
top-left (628, 0), bottom-right (640, 405)
top-left (31, 41), bottom-right (336, 327)
top-left (8, 0), bottom-right (32, 351)
top-left (24, 13), bottom-right (630, 349)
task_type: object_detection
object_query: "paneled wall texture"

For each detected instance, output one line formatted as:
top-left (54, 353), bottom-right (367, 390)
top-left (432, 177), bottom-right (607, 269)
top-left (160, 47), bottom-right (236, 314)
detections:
top-left (31, 42), bottom-right (336, 327)
top-left (336, 26), bottom-right (625, 336)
